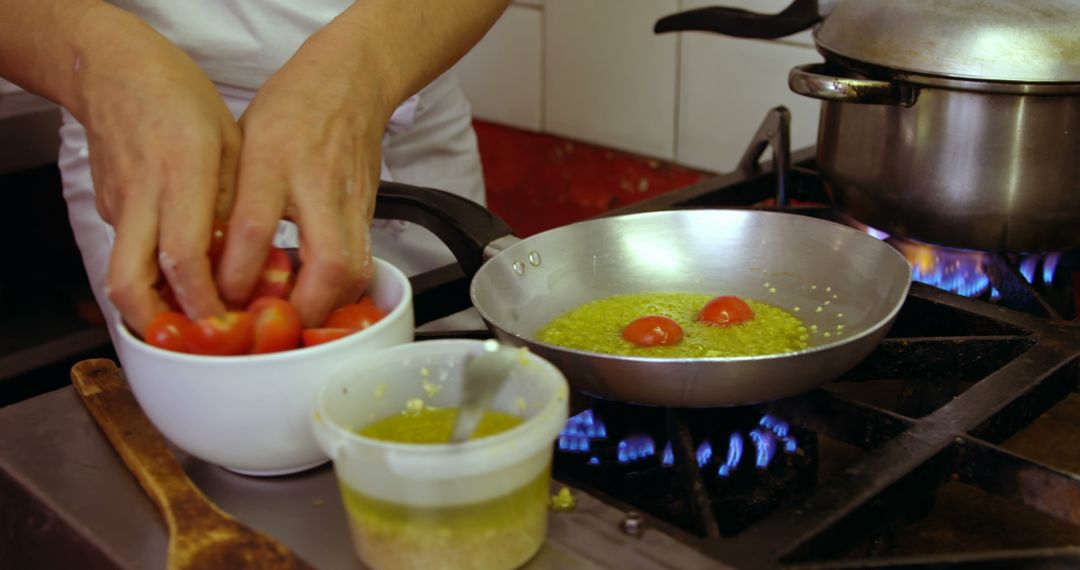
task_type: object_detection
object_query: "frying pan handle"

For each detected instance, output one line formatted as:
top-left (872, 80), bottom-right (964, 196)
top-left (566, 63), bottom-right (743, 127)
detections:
top-left (374, 180), bottom-right (516, 278)
top-left (654, 0), bottom-right (821, 39)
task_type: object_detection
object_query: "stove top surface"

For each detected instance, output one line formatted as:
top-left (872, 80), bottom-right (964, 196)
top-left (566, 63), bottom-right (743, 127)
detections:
top-left (3, 108), bottom-right (1080, 569)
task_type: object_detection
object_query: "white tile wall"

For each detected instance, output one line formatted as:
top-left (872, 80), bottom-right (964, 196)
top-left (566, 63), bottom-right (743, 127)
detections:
top-left (455, 0), bottom-right (825, 173)
top-left (675, 34), bottom-right (822, 173)
top-left (543, 0), bottom-right (679, 160)
top-left (453, 4), bottom-right (543, 131)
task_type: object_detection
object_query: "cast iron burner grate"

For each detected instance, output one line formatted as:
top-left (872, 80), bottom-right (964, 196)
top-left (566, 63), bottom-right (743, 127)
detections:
top-left (408, 108), bottom-right (1080, 569)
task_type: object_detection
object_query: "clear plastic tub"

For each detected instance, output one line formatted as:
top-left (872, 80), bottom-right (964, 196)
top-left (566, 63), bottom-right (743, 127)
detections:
top-left (311, 339), bottom-right (569, 570)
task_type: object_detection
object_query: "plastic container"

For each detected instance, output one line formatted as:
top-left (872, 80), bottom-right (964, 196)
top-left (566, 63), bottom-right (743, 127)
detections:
top-left (311, 339), bottom-right (569, 570)
top-left (114, 257), bottom-right (414, 476)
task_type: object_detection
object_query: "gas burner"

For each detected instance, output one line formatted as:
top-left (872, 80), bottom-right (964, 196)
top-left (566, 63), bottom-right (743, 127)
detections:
top-left (554, 402), bottom-right (816, 537)
top-left (856, 223), bottom-right (1072, 309)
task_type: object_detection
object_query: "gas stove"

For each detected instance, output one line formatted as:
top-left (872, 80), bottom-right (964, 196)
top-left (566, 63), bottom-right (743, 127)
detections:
top-left (413, 108), bottom-right (1080, 568)
top-left (3, 108), bottom-right (1079, 570)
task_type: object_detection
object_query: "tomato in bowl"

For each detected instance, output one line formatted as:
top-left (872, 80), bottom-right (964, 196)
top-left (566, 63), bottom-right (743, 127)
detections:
top-left (113, 257), bottom-right (415, 476)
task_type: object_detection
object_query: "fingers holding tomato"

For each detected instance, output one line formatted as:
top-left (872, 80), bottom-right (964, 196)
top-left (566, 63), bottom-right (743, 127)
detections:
top-left (140, 222), bottom-right (384, 356)
top-left (141, 292), bottom-right (386, 355)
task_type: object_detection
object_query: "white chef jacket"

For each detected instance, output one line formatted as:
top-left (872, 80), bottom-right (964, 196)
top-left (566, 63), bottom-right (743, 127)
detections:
top-left (108, 0), bottom-right (351, 91)
top-left (60, 1), bottom-right (488, 339)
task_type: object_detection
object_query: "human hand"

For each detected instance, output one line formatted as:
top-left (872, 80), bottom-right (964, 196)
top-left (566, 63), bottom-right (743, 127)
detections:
top-left (216, 35), bottom-right (390, 327)
top-left (74, 17), bottom-right (242, 335)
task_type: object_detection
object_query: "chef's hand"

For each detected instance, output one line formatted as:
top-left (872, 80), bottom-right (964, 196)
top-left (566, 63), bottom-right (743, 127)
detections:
top-left (215, 32), bottom-right (389, 328)
top-left (215, 0), bottom-right (510, 327)
top-left (74, 10), bottom-right (241, 335)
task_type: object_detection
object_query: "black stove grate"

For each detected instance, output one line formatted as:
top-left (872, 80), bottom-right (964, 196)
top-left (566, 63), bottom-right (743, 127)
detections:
top-left (412, 107), bottom-right (1080, 569)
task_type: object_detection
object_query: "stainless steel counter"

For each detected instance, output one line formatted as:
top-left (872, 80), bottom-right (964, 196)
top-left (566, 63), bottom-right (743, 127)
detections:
top-left (0, 385), bottom-right (724, 569)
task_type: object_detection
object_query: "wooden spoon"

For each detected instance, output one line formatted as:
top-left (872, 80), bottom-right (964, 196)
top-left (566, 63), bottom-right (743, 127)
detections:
top-left (71, 359), bottom-right (315, 570)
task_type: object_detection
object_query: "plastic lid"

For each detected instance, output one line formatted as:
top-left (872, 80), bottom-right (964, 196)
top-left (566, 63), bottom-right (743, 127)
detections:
top-left (814, 0), bottom-right (1080, 83)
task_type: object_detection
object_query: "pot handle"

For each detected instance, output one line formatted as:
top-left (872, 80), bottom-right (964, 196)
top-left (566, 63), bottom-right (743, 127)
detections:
top-left (654, 0), bottom-right (820, 39)
top-left (789, 63), bottom-right (918, 107)
top-left (373, 180), bottom-right (516, 278)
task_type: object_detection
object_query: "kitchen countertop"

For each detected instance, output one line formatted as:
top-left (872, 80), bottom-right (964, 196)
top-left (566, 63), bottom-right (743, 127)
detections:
top-left (0, 379), bottom-right (724, 570)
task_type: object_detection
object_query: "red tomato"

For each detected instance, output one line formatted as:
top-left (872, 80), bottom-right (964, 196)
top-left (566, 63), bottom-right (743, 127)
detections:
top-left (249, 297), bottom-right (302, 354)
top-left (322, 296), bottom-right (386, 330)
top-left (301, 328), bottom-right (356, 347)
top-left (622, 315), bottom-right (684, 347)
top-left (249, 247), bottom-right (295, 301)
top-left (181, 311), bottom-right (255, 355)
top-left (144, 311), bottom-right (192, 353)
top-left (699, 296), bottom-right (754, 327)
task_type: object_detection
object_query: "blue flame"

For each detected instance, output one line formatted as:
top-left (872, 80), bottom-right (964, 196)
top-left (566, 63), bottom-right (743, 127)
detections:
top-left (718, 433), bottom-right (743, 477)
top-left (587, 456), bottom-right (600, 466)
top-left (562, 409), bottom-right (607, 439)
top-left (558, 435), bottom-right (591, 452)
top-left (696, 440), bottom-right (713, 468)
top-left (559, 409), bottom-right (608, 452)
top-left (1044, 252), bottom-right (1062, 285)
top-left (761, 415), bottom-right (797, 454)
top-left (759, 415), bottom-right (789, 438)
top-left (912, 262), bottom-right (990, 298)
top-left (749, 429), bottom-right (778, 468)
top-left (1020, 256), bottom-right (1038, 285)
top-left (617, 435), bottom-right (656, 464)
top-left (662, 442), bottom-right (674, 467)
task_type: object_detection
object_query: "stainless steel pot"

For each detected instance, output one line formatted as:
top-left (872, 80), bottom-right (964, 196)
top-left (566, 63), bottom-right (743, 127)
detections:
top-left (656, 0), bottom-right (1080, 253)
top-left (789, 64), bottom-right (1080, 253)
top-left (376, 182), bottom-right (912, 408)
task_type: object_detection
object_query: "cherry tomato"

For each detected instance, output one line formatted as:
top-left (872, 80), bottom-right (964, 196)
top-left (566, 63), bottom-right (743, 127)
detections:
top-left (622, 315), bottom-right (684, 347)
top-left (321, 295), bottom-right (386, 330)
top-left (301, 328), bottom-right (356, 347)
top-left (144, 311), bottom-right (192, 353)
top-left (249, 297), bottom-right (302, 354)
top-left (699, 296), bottom-right (754, 327)
top-left (181, 311), bottom-right (255, 355)
top-left (249, 247), bottom-right (295, 301)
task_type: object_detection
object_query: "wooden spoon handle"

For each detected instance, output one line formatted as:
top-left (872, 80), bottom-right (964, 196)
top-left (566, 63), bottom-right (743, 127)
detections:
top-left (70, 359), bottom-right (223, 526)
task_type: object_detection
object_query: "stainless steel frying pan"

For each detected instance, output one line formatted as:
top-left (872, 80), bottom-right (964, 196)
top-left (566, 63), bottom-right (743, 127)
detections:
top-left (376, 182), bottom-right (912, 407)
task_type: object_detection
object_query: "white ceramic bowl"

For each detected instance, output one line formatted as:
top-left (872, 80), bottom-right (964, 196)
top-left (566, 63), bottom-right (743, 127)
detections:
top-left (312, 339), bottom-right (569, 570)
top-left (114, 257), bottom-right (414, 476)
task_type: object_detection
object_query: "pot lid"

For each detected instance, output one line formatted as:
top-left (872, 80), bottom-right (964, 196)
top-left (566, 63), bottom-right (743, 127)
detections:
top-left (814, 0), bottom-right (1080, 84)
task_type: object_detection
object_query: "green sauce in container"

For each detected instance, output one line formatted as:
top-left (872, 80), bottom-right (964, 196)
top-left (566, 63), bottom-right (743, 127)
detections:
top-left (340, 408), bottom-right (549, 570)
